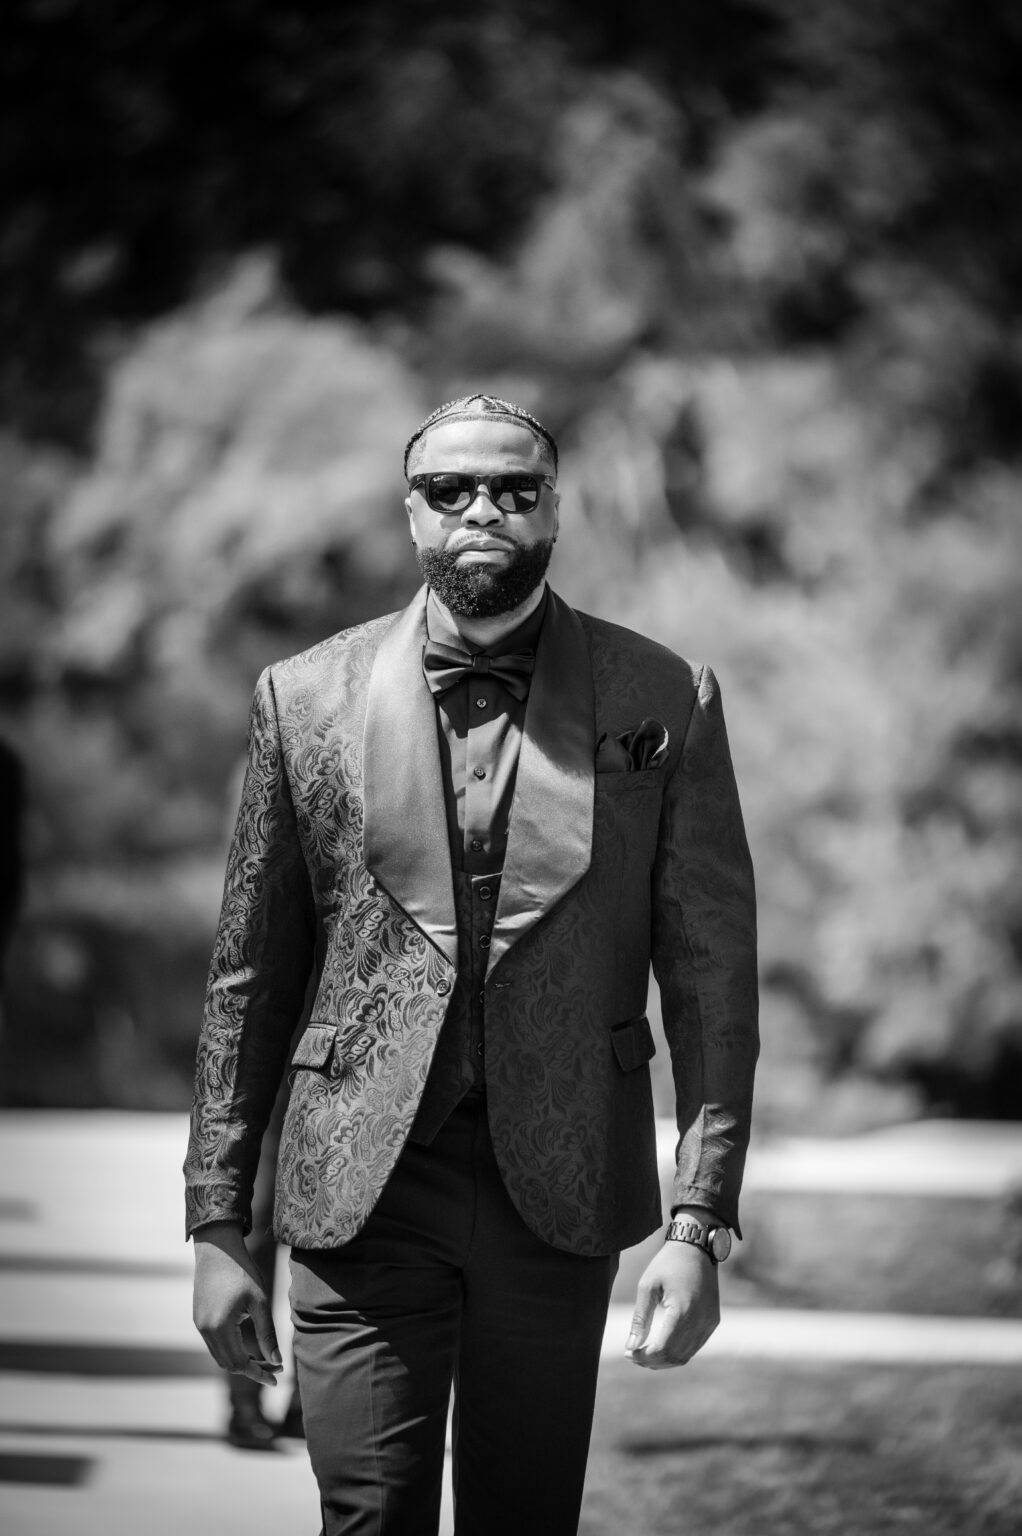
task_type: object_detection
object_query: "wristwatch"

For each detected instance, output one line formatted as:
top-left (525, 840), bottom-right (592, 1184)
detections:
top-left (666, 1216), bottom-right (732, 1265)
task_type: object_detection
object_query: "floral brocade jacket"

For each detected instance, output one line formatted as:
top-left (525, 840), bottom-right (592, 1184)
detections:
top-left (183, 585), bottom-right (759, 1256)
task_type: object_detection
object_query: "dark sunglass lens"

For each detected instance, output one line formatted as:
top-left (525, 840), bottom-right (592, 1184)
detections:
top-left (492, 474), bottom-right (540, 511)
top-left (428, 474), bottom-right (472, 511)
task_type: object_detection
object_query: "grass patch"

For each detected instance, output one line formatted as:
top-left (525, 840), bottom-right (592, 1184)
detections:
top-left (583, 1358), bottom-right (1022, 1535)
top-left (732, 1193), bottom-right (1022, 1318)
top-left (615, 1194), bottom-right (1022, 1317)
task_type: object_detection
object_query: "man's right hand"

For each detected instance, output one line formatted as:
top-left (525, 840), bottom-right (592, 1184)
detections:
top-left (192, 1221), bottom-right (283, 1386)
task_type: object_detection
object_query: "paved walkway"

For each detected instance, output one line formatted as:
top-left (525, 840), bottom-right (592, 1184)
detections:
top-left (2, 1111), bottom-right (1021, 1534)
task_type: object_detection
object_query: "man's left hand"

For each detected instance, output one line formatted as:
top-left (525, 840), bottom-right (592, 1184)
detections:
top-left (626, 1242), bottom-right (720, 1369)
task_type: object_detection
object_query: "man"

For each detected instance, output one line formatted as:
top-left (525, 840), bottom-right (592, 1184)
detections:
top-left (186, 394), bottom-right (758, 1535)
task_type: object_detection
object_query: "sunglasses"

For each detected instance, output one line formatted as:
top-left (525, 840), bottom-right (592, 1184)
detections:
top-left (408, 471), bottom-right (555, 514)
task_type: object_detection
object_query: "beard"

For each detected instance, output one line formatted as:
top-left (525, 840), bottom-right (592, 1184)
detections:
top-left (415, 538), bottom-right (555, 618)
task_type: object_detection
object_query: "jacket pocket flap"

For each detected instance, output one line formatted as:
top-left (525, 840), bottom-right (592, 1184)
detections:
top-left (334, 1024), bottom-right (373, 1065)
top-left (290, 1023), bottom-right (337, 1069)
top-left (610, 1014), bottom-right (656, 1072)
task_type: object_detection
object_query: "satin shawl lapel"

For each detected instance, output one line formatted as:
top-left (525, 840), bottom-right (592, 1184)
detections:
top-left (362, 587), bottom-right (458, 968)
top-left (488, 590), bottom-right (595, 976)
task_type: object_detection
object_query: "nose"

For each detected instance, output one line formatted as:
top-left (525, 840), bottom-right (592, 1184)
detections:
top-left (461, 486), bottom-right (503, 526)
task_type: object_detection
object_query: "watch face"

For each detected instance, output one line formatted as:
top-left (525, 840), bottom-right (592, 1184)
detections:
top-left (709, 1228), bottom-right (732, 1263)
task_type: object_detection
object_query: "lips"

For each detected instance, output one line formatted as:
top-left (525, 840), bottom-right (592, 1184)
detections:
top-left (450, 538), bottom-right (514, 554)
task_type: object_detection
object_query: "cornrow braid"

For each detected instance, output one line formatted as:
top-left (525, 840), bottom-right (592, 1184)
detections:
top-left (403, 394), bottom-right (558, 477)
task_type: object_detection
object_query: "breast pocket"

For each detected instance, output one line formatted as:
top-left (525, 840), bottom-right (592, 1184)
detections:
top-left (595, 769), bottom-right (663, 796)
top-left (594, 772), bottom-right (664, 870)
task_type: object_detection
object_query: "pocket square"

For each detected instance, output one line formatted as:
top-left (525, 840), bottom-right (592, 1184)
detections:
top-left (595, 717), bottom-right (670, 773)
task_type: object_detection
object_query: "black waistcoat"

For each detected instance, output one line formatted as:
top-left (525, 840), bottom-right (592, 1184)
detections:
top-left (408, 868), bottom-right (501, 1145)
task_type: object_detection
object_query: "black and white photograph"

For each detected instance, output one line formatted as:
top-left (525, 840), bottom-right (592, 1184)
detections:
top-left (1, 4), bottom-right (1020, 1534)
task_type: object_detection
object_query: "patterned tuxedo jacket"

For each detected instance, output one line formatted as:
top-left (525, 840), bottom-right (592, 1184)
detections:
top-left (184, 585), bottom-right (759, 1256)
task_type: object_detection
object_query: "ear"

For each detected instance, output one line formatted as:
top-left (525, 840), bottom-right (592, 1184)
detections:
top-left (404, 495), bottom-right (416, 541)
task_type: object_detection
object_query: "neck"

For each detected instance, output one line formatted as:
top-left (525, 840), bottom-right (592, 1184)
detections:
top-left (434, 582), bottom-right (545, 650)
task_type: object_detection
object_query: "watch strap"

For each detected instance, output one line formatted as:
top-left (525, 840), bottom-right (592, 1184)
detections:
top-left (666, 1216), bottom-right (731, 1264)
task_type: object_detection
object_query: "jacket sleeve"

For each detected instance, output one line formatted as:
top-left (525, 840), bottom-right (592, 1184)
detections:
top-left (183, 666), bottom-right (316, 1238)
top-left (650, 663), bottom-right (759, 1236)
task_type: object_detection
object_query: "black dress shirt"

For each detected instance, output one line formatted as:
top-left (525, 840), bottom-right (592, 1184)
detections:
top-left (425, 588), bottom-right (547, 874)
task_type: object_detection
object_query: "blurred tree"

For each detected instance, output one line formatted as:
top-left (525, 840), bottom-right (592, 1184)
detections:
top-left (1, 0), bottom-right (785, 445)
top-left (1, 0), bottom-right (1020, 1119)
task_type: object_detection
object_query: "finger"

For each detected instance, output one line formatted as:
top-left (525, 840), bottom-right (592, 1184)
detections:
top-left (632, 1309), bottom-right (719, 1371)
top-left (239, 1314), bottom-right (283, 1384)
top-left (625, 1284), bottom-right (658, 1353)
top-left (248, 1298), bottom-right (283, 1370)
top-left (233, 1356), bottom-right (282, 1386)
top-left (199, 1319), bottom-right (280, 1380)
top-left (629, 1305), bottom-right (684, 1369)
top-left (632, 1349), bottom-right (686, 1371)
top-left (633, 1334), bottom-right (692, 1369)
top-left (209, 1313), bottom-right (262, 1376)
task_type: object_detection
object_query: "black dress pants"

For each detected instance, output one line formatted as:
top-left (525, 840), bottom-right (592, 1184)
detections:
top-left (289, 1098), bottom-right (618, 1536)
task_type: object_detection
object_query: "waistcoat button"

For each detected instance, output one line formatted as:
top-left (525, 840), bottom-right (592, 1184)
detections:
top-left (437, 979), bottom-right (451, 996)
top-left (479, 934), bottom-right (490, 948)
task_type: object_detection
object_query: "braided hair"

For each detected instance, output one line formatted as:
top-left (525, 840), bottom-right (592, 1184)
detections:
top-left (404, 394), bottom-right (558, 478)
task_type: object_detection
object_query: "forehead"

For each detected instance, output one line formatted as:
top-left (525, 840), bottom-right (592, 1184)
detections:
top-left (409, 417), bottom-right (553, 475)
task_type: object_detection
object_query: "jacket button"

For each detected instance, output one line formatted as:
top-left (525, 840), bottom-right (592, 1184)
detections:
top-left (437, 979), bottom-right (451, 996)
top-left (479, 886), bottom-right (492, 900)
top-left (476, 1042), bottom-right (484, 1056)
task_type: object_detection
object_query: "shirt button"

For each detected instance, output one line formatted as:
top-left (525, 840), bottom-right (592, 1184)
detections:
top-left (470, 838), bottom-right (483, 852)
top-left (475, 697), bottom-right (488, 709)
top-left (479, 886), bottom-right (492, 901)
top-left (473, 766), bottom-right (486, 780)
top-left (479, 934), bottom-right (491, 948)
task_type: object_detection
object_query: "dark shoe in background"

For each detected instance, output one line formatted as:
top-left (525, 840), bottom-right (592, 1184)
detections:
top-left (226, 1377), bottom-right (280, 1451)
top-left (278, 1384), bottom-right (305, 1440)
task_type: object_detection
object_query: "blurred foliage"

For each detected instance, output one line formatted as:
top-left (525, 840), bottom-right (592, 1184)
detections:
top-left (1, 0), bottom-right (1020, 1120)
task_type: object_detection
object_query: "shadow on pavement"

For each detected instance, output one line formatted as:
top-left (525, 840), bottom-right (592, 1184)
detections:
top-left (0, 1342), bottom-right (214, 1376)
top-left (0, 1450), bottom-right (94, 1486)
top-left (619, 1431), bottom-right (875, 1457)
top-left (0, 1253), bottom-right (192, 1277)
top-left (0, 1421), bottom-right (243, 1444)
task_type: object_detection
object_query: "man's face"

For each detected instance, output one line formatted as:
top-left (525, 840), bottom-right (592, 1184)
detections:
top-left (405, 418), bottom-right (559, 618)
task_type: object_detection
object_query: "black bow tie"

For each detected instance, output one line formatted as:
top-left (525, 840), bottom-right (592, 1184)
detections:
top-left (422, 640), bottom-right (536, 702)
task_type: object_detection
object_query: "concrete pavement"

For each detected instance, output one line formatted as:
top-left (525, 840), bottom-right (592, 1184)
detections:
top-left (2, 1111), bottom-right (1021, 1535)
